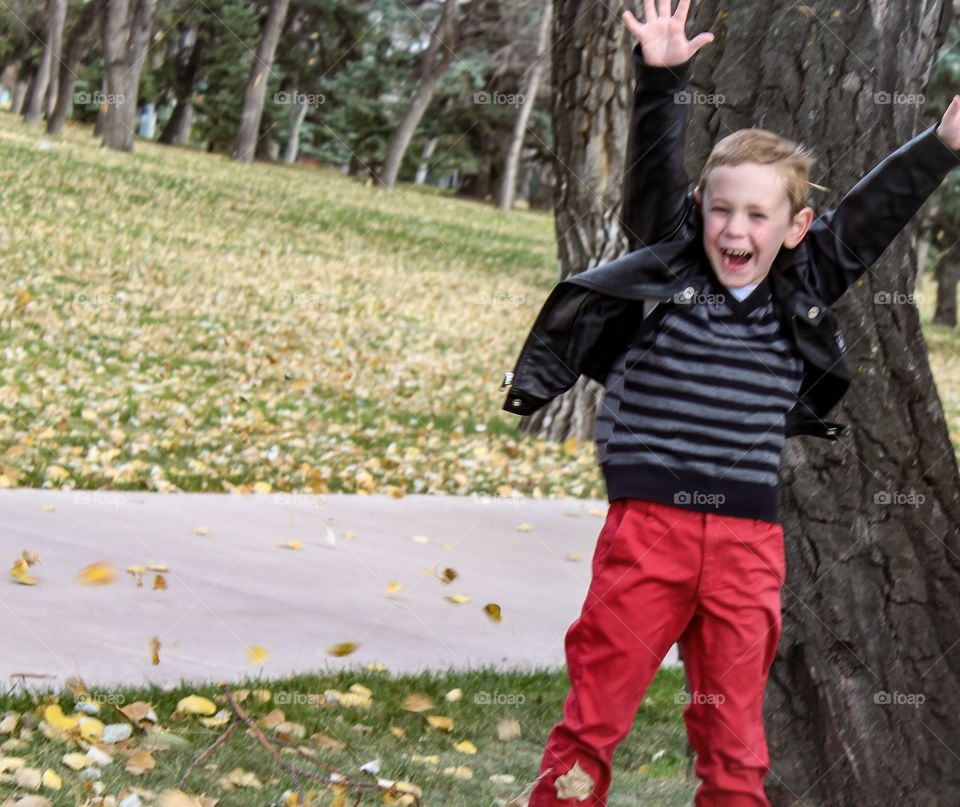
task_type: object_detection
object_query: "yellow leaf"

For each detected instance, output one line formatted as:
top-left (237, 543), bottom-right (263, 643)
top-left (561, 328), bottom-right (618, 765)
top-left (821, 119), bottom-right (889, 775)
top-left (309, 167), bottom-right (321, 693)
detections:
top-left (10, 559), bottom-right (37, 585)
top-left (516, 523), bottom-right (532, 532)
top-left (385, 581), bottom-right (402, 595)
top-left (41, 768), bottom-right (62, 790)
top-left (562, 437), bottom-right (579, 456)
top-left (442, 765), bottom-right (473, 779)
top-left (454, 739), bottom-right (477, 754)
top-left (125, 749), bottom-right (156, 775)
top-left (410, 534), bottom-right (430, 544)
top-left (61, 752), bottom-right (92, 770)
top-left (176, 695), bottom-right (216, 716)
top-left (253, 481), bottom-right (273, 494)
top-left (77, 716), bottom-right (104, 742)
top-left (445, 688), bottom-right (462, 702)
top-left (401, 693), bottom-right (434, 712)
top-left (43, 705), bottom-right (80, 731)
top-left (445, 594), bottom-right (471, 605)
top-left (426, 715), bottom-right (454, 732)
top-left (153, 573), bottom-right (168, 590)
top-left (279, 540), bottom-right (301, 550)
top-left (436, 567), bottom-right (458, 583)
top-left (150, 636), bottom-right (161, 665)
top-left (248, 645), bottom-right (270, 665)
top-left (328, 641), bottom-right (359, 657)
top-left (484, 603), bottom-right (502, 623)
top-left (77, 562), bottom-right (116, 586)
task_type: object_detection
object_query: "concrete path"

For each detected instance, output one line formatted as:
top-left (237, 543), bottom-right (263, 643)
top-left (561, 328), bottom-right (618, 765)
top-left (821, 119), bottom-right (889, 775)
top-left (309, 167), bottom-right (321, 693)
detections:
top-left (1, 489), bottom-right (679, 691)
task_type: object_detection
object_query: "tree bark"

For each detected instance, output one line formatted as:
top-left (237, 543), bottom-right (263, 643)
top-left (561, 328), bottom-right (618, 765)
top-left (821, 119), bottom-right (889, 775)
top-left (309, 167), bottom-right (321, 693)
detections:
top-left (158, 21), bottom-right (202, 145)
top-left (101, 0), bottom-right (157, 153)
top-left (517, 1), bottom-right (631, 441)
top-left (283, 93), bottom-right (308, 163)
top-left (48, 0), bottom-right (104, 136)
top-left (933, 254), bottom-right (959, 326)
top-left (232, 0), bottom-right (291, 164)
top-left (669, 1), bottom-right (960, 803)
top-left (24, 0), bottom-right (67, 125)
top-left (377, 0), bottom-right (464, 189)
top-left (496, 0), bottom-right (552, 211)
top-left (11, 78), bottom-right (28, 115)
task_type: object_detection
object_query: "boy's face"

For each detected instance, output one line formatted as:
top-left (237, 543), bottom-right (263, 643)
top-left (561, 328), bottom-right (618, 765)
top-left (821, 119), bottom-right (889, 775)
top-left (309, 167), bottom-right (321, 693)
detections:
top-left (694, 162), bottom-right (814, 289)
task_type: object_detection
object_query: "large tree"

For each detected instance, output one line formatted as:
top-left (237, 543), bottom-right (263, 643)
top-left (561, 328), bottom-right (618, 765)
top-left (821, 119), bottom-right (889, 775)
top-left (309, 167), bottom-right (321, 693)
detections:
top-left (23, 0), bottom-right (67, 125)
top-left (521, 0), bottom-right (960, 802)
top-left (677, 1), bottom-right (960, 801)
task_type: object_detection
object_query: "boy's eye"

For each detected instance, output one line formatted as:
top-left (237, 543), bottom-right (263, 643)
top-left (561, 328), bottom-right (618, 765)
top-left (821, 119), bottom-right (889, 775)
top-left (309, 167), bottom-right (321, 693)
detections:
top-left (710, 206), bottom-right (728, 213)
top-left (750, 213), bottom-right (767, 219)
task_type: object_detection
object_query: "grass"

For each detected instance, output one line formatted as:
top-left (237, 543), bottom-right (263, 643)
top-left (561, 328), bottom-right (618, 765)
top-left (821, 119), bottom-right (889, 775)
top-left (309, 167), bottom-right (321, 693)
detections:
top-left (0, 665), bottom-right (697, 806)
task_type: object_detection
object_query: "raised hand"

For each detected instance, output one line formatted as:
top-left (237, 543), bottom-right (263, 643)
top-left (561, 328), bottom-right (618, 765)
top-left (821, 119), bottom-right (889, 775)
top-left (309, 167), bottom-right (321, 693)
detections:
top-left (936, 95), bottom-right (960, 151)
top-left (623, 0), bottom-right (714, 68)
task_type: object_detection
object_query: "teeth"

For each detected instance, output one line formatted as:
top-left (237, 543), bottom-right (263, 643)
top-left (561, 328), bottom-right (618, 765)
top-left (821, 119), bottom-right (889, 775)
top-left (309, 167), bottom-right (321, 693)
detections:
top-left (723, 248), bottom-right (751, 258)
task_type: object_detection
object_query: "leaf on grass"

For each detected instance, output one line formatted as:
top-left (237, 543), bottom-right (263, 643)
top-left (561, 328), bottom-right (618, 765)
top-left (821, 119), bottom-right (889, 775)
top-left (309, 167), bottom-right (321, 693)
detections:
top-left (176, 695), bottom-right (216, 717)
top-left (425, 715), bottom-right (453, 732)
top-left (401, 693), bottom-right (433, 713)
top-left (125, 749), bottom-right (156, 775)
top-left (497, 718), bottom-right (521, 741)
top-left (453, 739), bottom-right (477, 754)
top-left (554, 759), bottom-right (594, 800)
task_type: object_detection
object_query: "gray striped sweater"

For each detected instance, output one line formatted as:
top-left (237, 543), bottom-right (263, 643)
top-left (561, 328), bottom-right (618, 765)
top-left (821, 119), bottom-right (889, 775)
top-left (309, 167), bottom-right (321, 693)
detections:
top-left (593, 270), bottom-right (804, 523)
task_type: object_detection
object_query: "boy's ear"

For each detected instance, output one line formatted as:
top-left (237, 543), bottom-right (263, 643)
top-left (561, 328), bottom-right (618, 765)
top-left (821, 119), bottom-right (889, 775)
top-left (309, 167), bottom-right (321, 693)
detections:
top-left (693, 186), bottom-right (702, 207)
top-left (783, 206), bottom-right (814, 249)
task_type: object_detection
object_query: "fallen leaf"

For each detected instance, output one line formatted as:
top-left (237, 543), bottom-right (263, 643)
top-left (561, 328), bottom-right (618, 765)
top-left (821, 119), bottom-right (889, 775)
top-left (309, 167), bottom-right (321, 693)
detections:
top-left (554, 759), bottom-right (594, 800)
top-left (247, 646), bottom-right (270, 665)
top-left (77, 561), bottom-right (116, 585)
top-left (484, 603), bottom-right (502, 623)
top-left (176, 695), bottom-right (216, 716)
top-left (328, 642), bottom-right (359, 657)
top-left (125, 749), bottom-right (156, 775)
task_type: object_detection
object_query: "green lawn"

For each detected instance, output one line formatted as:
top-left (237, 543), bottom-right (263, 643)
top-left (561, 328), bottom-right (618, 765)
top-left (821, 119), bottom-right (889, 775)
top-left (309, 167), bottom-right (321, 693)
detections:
top-left (0, 666), bottom-right (696, 806)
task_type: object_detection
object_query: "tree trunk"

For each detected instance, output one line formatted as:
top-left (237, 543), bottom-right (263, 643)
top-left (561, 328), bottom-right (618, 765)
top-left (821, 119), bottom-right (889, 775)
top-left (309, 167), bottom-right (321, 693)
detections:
top-left (283, 94), bottom-right (308, 163)
top-left (517, 1), bottom-right (631, 441)
top-left (233, 0), bottom-right (291, 164)
top-left (101, 0), bottom-right (157, 153)
top-left (24, 0), bottom-right (67, 125)
top-left (11, 79), bottom-right (28, 115)
top-left (159, 21), bottom-right (202, 145)
top-left (671, 1), bottom-right (960, 803)
top-left (48, 0), bottom-right (104, 136)
top-left (496, 0), bottom-right (552, 211)
top-left (415, 136), bottom-right (438, 184)
top-left (378, 0), bottom-right (463, 189)
top-left (933, 254), bottom-right (959, 327)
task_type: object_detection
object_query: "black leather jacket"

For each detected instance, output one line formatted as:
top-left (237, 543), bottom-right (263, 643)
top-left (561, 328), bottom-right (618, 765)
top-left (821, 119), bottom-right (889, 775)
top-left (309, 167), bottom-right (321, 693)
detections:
top-left (501, 44), bottom-right (960, 441)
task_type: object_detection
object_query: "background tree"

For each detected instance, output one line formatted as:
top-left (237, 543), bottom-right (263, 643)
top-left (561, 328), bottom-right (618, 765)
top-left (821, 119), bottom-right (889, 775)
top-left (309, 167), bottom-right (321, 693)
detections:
top-left (47, 0), bottom-right (105, 136)
top-left (233, 0), bottom-right (292, 163)
top-left (23, 0), bottom-right (67, 125)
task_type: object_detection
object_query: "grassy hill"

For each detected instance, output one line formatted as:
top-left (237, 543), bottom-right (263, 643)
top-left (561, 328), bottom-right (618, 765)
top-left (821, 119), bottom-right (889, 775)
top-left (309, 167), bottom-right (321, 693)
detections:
top-left (0, 113), bottom-right (957, 502)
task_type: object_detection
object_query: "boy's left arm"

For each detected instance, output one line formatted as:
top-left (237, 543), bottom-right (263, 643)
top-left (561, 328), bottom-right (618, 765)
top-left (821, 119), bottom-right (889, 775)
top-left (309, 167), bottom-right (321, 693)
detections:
top-left (805, 96), bottom-right (960, 306)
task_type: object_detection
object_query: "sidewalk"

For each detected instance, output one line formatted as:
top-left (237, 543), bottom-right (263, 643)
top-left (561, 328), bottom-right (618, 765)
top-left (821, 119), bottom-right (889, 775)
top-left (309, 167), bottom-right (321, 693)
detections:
top-left (1, 489), bottom-right (680, 691)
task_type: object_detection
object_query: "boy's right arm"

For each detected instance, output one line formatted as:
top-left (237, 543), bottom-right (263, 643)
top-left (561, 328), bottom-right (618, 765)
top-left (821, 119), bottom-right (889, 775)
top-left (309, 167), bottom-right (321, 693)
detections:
top-left (621, 1), bottom-right (714, 252)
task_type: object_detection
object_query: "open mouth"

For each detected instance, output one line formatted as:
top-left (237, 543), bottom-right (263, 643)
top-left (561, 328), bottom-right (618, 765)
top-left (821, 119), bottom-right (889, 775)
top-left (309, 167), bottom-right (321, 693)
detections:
top-left (720, 247), bottom-right (753, 269)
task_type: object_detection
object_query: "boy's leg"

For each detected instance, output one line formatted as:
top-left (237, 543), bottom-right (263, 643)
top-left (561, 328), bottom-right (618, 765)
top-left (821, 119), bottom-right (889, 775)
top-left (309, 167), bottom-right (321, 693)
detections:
top-left (678, 514), bottom-right (786, 807)
top-left (527, 498), bottom-right (703, 807)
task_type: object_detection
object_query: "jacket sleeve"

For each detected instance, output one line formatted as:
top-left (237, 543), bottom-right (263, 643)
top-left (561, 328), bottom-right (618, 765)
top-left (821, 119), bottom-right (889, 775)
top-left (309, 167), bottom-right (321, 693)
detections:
top-left (805, 123), bottom-right (960, 306)
top-left (620, 43), bottom-right (696, 253)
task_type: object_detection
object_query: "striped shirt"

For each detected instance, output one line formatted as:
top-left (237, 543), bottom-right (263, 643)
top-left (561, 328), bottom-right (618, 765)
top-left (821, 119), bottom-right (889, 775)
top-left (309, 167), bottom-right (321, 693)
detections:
top-left (593, 270), bottom-right (804, 523)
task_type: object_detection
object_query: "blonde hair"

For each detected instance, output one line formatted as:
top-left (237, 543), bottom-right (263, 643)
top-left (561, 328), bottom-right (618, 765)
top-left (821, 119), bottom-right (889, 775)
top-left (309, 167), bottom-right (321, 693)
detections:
top-left (695, 128), bottom-right (825, 218)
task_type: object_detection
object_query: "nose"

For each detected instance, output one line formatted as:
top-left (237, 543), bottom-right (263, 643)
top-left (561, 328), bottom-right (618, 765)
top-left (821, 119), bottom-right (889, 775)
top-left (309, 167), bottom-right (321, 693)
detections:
top-left (723, 211), bottom-right (748, 237)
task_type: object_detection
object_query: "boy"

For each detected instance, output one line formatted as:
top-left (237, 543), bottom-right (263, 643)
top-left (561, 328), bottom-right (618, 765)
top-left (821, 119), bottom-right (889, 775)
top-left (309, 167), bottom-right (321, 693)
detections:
top-left (501, 0), bottom-right (960, 804)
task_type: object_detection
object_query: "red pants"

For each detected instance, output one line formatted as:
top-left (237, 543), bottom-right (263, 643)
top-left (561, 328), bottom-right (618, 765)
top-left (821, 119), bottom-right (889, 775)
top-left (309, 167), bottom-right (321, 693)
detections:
top-left (529, 497), bottom-right (786, 806)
